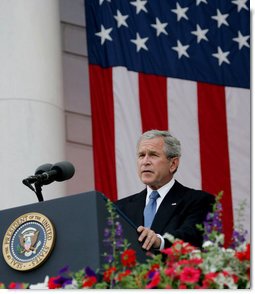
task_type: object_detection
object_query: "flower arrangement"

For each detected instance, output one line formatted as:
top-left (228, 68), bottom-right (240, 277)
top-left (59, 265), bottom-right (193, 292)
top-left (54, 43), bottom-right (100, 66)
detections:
top-left (0, 193), bottom-right (250, 289)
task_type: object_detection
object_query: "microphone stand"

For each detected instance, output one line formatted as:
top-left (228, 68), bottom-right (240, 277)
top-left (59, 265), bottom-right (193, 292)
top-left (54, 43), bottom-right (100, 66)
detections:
top-left (34, 182), bottom-right (44, 202)
top-left (22, 179), bottom-right (44, 202)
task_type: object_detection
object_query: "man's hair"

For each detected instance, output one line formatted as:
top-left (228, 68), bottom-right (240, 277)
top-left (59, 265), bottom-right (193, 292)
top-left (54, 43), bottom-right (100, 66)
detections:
top-left (137, 129), bottom-right (181, 159)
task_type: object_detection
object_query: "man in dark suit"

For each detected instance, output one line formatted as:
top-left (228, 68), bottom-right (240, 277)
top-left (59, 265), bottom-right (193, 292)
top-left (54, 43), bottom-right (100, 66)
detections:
top-left (116, 130), bottom-right (215, 251)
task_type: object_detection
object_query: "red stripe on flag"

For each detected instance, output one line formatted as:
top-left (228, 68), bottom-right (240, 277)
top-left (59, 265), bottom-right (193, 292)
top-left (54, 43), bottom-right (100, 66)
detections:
top-left (197, 82), bottom-right (233, 246)
top-left (139, 73), bottom-right (168, 132)
top-left (89, 65), bottom-right (117, 201)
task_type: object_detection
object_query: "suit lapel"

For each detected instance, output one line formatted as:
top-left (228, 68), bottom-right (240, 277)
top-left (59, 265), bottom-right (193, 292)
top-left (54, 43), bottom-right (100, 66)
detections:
top-left (151, 181), bottom-right (187, 233)
top-left (128, 189), bottom-right (147, 226)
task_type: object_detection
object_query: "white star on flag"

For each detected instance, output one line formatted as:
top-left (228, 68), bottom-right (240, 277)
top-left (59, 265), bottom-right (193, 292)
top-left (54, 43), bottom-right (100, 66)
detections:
top-left (99, 0), bottom-right (111, 5)
top-left (171, 3), bottom-right (189, 21)
top-left (130, 0), bottom-right (148, 14)
top-left (95, 25), bottom-right (113, 45)
top-left (196, 0), bottom-right (207, 5)
top-left (231, 0), bottom-right (249, 12)
top-left (172, 40), bottom-right (190, 59)
top-left (211, 9), bottom-right (229, 28)
top-left (151, 18), bottom-right (168, 36)
top-left (233, 31), bottom-right (250, 49)
top-left (130, 33), bottom-right (149, 52)
top-left (191, 24), bottom-right (209, 43)
top-left (212, 46), bottom-right (230, 66)
top-left (114, 10), bottom-right (129, 28)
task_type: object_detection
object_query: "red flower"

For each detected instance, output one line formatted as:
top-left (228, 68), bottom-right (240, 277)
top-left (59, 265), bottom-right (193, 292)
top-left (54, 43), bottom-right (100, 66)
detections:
top-left (202, 272), bottom-right (218, 288)
top-left (162, 240), bottom-right (196, 263)
top-left (103, 266), bottom-right (116, 283)
top-left (48, 276), bottom-right (62, 289)
top-left (232, 274), bottom-right (239, 284)
top-left (146, 271), bottom-right (160, 289)
top-left (117, 269), bottom-right (131, 281)
top-left (177, 259), bottom-right (190, 266)
top-left (151, 263), bottom-right (160, 271)
top-left (165, 267), bottom-right (176, 278)
top-left (121, 249), bottom-right (136, 267)
top-left (189, 258), bottom-right (203, 265)
top-left (82, 276), bottom-right (97, 288)
top-left (147, 263), bottom-right (160, 277)
top-left (8, 282), bottom-right (27, 289)
top-left (179, 267), bottom-right (201, 284)
top-left (222, 270), bottom-right (231, 277)
top-left (235, 243), bottom-right (250, 261)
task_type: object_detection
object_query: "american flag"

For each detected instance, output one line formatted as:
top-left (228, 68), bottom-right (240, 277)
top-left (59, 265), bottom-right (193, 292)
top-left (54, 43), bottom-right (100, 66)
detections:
top-left (84, 0), bottom-right (250, 245)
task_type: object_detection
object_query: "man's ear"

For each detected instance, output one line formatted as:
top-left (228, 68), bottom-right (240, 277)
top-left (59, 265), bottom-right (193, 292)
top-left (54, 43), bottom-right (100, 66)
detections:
top-left (169, 157), bottom-right (180, 174)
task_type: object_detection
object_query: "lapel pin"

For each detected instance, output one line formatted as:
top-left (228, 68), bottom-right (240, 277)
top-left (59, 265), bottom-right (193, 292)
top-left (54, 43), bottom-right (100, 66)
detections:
top-left (171, 203), bottom-right (177, 206)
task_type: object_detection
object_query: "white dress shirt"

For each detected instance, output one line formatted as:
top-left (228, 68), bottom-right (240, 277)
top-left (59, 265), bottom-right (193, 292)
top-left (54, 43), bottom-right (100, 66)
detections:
top-left (146, 178), bottom-right (175, 210)
top-left (145, 178), bottom-right (175, 250)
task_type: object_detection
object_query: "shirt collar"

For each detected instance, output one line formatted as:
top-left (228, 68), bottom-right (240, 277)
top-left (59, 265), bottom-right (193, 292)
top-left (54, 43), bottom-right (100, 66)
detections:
top-left (147, 178), bottom-right (175, 199)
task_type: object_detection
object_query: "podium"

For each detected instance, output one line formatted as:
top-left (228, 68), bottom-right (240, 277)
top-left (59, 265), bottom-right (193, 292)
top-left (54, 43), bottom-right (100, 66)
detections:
top-left (0, 191), bottom-right (146, 285)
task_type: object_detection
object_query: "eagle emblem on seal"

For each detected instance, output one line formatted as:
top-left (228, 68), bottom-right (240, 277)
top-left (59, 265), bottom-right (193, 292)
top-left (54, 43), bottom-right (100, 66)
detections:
top-left (18, 227), bottom-right (41, 257)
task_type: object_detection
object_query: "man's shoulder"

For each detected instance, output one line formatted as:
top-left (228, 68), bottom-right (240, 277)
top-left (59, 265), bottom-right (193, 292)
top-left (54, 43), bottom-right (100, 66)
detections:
top-left (174, 181), bottom-right (215, 202)
top-left (116, 189), bottom-right (146, 204)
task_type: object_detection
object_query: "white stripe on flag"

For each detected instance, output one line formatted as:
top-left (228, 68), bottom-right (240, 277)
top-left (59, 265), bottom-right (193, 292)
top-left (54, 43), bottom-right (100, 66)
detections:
top-left (113, 67), bottom-right (144, 199)
top-left (167, 78), bottom-right (202, 189)
top-left (226, 87), bottom-right (250, 237)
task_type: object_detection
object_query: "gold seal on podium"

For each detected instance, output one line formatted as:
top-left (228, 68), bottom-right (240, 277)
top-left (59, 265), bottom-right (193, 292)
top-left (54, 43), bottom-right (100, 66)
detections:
top-left (2, 212), bottom-right (55, 271)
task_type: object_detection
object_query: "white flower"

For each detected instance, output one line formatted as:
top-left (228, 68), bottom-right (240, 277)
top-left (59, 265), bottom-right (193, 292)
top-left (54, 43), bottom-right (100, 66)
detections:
top-left (162, 232), bottom-right (175, 243)
top-left (215, 233), bottom-right (224, 245)
top-left (29, 276), bottom-right (49, 289)
top-left (215, 273), bottom-right (238, 289)
top-left (225, 248), bottom-right (235, 254)
top-left (202, 240), bottom-right (214, 248)
top-left (190, 249), bottom-right (202, 258)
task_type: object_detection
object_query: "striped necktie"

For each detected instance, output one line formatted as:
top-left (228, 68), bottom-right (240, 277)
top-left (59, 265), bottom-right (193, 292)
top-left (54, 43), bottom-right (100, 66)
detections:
top-left (143, 190), bottom-right (160, 228)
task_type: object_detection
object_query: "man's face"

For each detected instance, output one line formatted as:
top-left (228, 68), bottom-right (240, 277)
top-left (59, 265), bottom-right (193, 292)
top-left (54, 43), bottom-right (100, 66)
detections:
top-left (137, 137), bottom-right (179, 190)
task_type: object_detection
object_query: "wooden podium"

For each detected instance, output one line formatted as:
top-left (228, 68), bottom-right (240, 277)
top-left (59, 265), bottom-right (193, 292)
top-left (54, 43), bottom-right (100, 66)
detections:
top-left (0, 191), bottom-right (146, 285)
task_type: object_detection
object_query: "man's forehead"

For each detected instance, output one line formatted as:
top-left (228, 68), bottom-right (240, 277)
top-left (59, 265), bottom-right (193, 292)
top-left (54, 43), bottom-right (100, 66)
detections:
top-left (138, 138), bottom-right (164, 150)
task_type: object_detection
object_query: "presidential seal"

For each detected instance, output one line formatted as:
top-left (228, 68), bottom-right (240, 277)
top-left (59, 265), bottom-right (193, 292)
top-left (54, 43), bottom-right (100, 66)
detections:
top-left (2, 212), bottom-right (55, 271)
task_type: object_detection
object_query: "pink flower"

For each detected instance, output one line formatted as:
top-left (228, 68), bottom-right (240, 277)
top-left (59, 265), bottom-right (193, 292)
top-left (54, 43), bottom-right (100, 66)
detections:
top-left (179, 267), bottom-right (201, 284)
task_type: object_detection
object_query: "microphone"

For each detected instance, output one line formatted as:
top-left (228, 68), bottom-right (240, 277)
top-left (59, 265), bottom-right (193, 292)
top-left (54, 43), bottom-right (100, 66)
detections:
top-left (35, 163), bottom-right (53, 174)
top-left (22, 161), bottom-right (75, 186)
top-left (34, 163), bottom-right (54, 185)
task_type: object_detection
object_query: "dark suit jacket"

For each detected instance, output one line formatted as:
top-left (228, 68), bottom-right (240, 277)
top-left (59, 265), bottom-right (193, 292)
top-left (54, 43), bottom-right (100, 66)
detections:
top-left (116, 180), bottom-right (215, 248)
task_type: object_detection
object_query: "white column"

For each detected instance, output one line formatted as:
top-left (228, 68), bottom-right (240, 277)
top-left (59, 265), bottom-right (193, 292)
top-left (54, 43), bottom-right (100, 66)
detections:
top-left (0, 0), bottom-right (66, 209)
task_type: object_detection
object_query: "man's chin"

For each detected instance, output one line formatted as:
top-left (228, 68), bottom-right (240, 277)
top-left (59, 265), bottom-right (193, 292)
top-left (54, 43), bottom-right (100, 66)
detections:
top-left (141, 176), bottom-right (154, 186)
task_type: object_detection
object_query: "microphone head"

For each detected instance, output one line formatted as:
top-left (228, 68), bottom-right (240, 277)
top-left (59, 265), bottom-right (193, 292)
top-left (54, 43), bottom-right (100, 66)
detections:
top-left (35, 163), bottom-right (53, 175)
top-left (35, 163), bottom-right (54, 185)
top-left (51, 161), bottom-right (75, 182)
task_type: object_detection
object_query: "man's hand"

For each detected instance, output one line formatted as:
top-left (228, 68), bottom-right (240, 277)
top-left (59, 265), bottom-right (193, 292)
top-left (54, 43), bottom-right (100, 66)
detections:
top-left (137, 226), bottom-right (161, 250)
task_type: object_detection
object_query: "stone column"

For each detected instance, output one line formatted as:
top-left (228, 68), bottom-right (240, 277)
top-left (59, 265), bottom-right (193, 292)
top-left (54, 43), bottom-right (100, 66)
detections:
top-left (0, 0), bottom-right (66, 209)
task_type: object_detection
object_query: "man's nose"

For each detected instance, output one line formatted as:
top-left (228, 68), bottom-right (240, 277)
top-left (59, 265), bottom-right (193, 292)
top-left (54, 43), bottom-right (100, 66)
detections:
top-left (142, 154), bottom-right (151, 164)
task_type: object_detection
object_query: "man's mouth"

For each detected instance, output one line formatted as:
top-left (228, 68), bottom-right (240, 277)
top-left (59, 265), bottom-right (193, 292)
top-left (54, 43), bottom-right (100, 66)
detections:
top-left (142, 170), bottom-right (153, 174)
